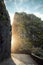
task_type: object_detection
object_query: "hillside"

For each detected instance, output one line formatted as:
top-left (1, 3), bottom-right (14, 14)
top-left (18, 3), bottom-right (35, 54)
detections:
top-left (12, 12), bottom-right (43, 54)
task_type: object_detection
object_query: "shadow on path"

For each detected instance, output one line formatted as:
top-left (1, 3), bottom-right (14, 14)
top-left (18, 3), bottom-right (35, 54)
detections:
top-left (0, 58), bottom-right (16, 65)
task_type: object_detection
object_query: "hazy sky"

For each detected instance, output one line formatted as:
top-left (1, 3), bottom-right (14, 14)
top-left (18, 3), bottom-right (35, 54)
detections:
top-left (4, 0), bottom-right (43, 24)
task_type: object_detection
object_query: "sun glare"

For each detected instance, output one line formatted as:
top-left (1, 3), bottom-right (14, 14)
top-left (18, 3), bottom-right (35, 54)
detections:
top-left (11, 36), bottom-right (16, 52)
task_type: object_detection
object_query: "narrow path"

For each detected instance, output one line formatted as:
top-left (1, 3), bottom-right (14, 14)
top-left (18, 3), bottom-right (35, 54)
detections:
top-left (11, 54), bottom-right (38, 65)
top-left (0, 54), bottom-right (38, 65)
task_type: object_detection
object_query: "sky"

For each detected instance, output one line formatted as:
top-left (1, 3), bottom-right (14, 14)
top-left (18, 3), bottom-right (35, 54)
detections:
top-left (4, 0), bottom-right (43, 24)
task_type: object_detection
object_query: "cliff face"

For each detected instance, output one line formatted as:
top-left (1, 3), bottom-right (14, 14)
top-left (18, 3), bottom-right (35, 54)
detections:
top-left (11, 12), bottom-right (34, 52)
top-left (12, 12), bottom-right (43, 53)
top-left (0, 0), bottom-right (11, 62)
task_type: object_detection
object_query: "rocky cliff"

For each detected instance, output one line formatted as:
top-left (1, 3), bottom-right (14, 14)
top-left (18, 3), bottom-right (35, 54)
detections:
top-left (0, 0), bottom-right (11, 62)
top-left (12, 12), bottom-right (43, 53)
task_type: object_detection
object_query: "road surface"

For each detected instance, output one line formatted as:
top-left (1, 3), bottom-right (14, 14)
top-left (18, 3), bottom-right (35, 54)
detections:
top-left (11, 54), bottom-right (38, 65)
top-left (0, 54), bottom-right (38, 65)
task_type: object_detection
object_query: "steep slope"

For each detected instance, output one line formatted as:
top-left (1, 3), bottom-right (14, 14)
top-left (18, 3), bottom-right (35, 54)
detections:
top-left (12, 12), bottom-right (43, 53)
top-left (0, 0), bottom-right (11, 62)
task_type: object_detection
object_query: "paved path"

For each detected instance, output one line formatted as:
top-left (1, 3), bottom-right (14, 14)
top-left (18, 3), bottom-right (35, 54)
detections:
top-left (0, 54), bottom-right (38, 65)
top-left (11, 54), bottom-right (38, 65)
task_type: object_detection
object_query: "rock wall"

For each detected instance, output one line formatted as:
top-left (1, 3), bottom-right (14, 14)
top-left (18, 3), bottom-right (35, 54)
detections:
top-left (11, 12), bottom-right (31, 52)
top-left (0, 0), bottom-right (11, 62)
top-left (12, 12), bottom-right (42, 53)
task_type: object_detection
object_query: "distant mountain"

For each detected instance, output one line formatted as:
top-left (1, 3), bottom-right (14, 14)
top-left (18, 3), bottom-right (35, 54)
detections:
top-left (12, 12), bottom-right (43, 53)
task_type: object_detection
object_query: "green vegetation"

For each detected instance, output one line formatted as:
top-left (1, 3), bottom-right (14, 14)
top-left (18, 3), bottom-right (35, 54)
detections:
top-left (13, 12), bottom-right (43, 57)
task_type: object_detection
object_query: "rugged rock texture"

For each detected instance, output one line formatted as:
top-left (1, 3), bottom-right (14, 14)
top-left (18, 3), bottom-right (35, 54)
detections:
top-left (12, 12), bottom-right (43, 53)
top-left (0, 0), bottom-right (11, 62)
top-left (11, 12), bottom-right (33, 52)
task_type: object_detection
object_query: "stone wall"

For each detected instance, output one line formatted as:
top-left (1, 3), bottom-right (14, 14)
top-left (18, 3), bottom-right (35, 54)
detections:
top-left (0, 0), bottom-right (11, 62)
